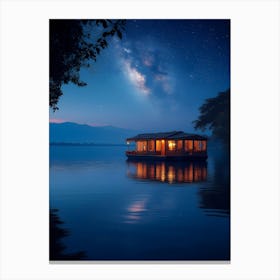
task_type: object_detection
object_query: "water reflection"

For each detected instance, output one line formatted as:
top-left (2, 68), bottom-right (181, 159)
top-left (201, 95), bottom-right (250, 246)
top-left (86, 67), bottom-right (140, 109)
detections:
top-left (125, 197), bottom-right (148, 224)
top-left (199, 148), bottom-right (230, 217)
top-left (126, 160), bottom-right (207, 184)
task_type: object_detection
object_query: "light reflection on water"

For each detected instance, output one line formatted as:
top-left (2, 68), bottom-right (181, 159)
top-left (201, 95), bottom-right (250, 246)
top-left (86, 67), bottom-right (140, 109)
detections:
top-left (125, 196), bottom-right (148, 224)
top-left (126, 160), bottom-right (207, 184)
top-left (50, 144), bottom-right (230, 260)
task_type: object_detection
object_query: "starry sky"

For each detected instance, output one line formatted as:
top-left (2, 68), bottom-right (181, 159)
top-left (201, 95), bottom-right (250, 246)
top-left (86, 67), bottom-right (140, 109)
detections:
top-left (50, 19), bottom-right (230, 132)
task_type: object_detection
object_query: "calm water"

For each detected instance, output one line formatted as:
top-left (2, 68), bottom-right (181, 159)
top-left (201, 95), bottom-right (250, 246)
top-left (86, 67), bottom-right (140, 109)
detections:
top-left (50, 144), bottom-right (230, 260)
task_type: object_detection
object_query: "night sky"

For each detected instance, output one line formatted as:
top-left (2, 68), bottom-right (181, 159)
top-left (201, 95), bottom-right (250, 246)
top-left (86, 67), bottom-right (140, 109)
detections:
top-left (50, 19), bottom-right (230, 132)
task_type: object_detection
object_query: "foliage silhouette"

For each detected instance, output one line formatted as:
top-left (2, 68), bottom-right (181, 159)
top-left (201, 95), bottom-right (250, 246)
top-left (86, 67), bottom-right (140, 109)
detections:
top-left (193, 89), bottom-right (230, 144)
top-left (49, 19), bottom-right (126, 111)
top-left (49, 209), bottom-right (86, 260)
top-left (198, 146), bottom-right (230, 217)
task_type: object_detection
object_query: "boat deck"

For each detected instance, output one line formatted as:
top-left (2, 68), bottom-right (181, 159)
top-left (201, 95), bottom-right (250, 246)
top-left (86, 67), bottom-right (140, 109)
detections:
top-left (126, 151), bottom-right (207, 161)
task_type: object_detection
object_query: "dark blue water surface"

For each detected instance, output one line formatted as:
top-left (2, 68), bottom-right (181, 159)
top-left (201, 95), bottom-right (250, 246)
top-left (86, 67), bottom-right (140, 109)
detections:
top-left (50, 144), bottom-right (230, 260)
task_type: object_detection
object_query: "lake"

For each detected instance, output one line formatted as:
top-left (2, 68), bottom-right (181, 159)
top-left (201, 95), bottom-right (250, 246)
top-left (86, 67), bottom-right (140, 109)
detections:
top-left (49, 143), bottom-right (230, 261)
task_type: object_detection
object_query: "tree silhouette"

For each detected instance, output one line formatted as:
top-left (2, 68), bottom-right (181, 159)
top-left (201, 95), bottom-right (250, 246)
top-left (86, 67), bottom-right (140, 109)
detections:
top-left (50, 19), bottom-right (126, 111)
top-left (50, 209), bottom-right (86, 260)
top-left (193, 89), bottom-right (230, 144)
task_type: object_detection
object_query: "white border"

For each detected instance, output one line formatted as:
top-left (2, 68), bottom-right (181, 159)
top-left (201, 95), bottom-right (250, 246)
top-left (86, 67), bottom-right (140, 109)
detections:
top-left (1, 0), bottom-right (279, 279)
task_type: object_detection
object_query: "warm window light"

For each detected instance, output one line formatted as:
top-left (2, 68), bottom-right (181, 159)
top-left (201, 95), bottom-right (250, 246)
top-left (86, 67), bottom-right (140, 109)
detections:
top-left (168, 141), bottom-right (176, 150)
top-left (168, 143), bottom-right (174, 148)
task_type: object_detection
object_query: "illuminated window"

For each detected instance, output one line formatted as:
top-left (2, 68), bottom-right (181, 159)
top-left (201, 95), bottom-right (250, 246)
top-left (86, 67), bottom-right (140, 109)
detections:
top-left (193, 140), bottom-right (207, 151)
top-left (136, 141), bottom-right (147, 152)
top-left (184, 140), bottom-right (193, 151)
top-left (201, 140), bottom-right (207, 151)
top-left (168, 140), bottom-right (176, 151)
top-left (156, 140), bottom-right (162, 151)
top-left (177, 140), bottom-right (183, 150)
top-left (148, 140), bottom-right (155, 151)
top-left (194, 140), bottom-right (200, 151)
top-left (194, 140), bottom-right (206, 151)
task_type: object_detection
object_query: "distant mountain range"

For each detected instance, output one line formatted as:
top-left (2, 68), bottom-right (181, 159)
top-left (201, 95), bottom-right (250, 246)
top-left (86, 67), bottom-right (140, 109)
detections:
top-left (49, 122), bottom-right (139, 144)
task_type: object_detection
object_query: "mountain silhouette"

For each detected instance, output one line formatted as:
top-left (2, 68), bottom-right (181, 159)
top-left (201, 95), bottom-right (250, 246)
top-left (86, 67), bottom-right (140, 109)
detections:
top-left (50, 122), bottom-right (138, 144)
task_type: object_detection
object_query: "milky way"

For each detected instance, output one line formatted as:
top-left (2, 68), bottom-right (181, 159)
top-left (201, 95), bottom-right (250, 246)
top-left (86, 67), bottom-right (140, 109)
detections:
top-left (50, 19), bottom-right (230, 132)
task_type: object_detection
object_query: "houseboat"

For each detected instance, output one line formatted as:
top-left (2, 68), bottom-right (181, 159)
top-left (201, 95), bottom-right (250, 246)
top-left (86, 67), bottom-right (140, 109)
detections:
top-left (126, 131), bottom-right (207, 160)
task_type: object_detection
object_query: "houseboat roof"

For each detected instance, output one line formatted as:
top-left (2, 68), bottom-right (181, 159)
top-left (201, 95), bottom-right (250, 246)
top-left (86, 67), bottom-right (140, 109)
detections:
top-left (127, 131), bottom-right (207, 141)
